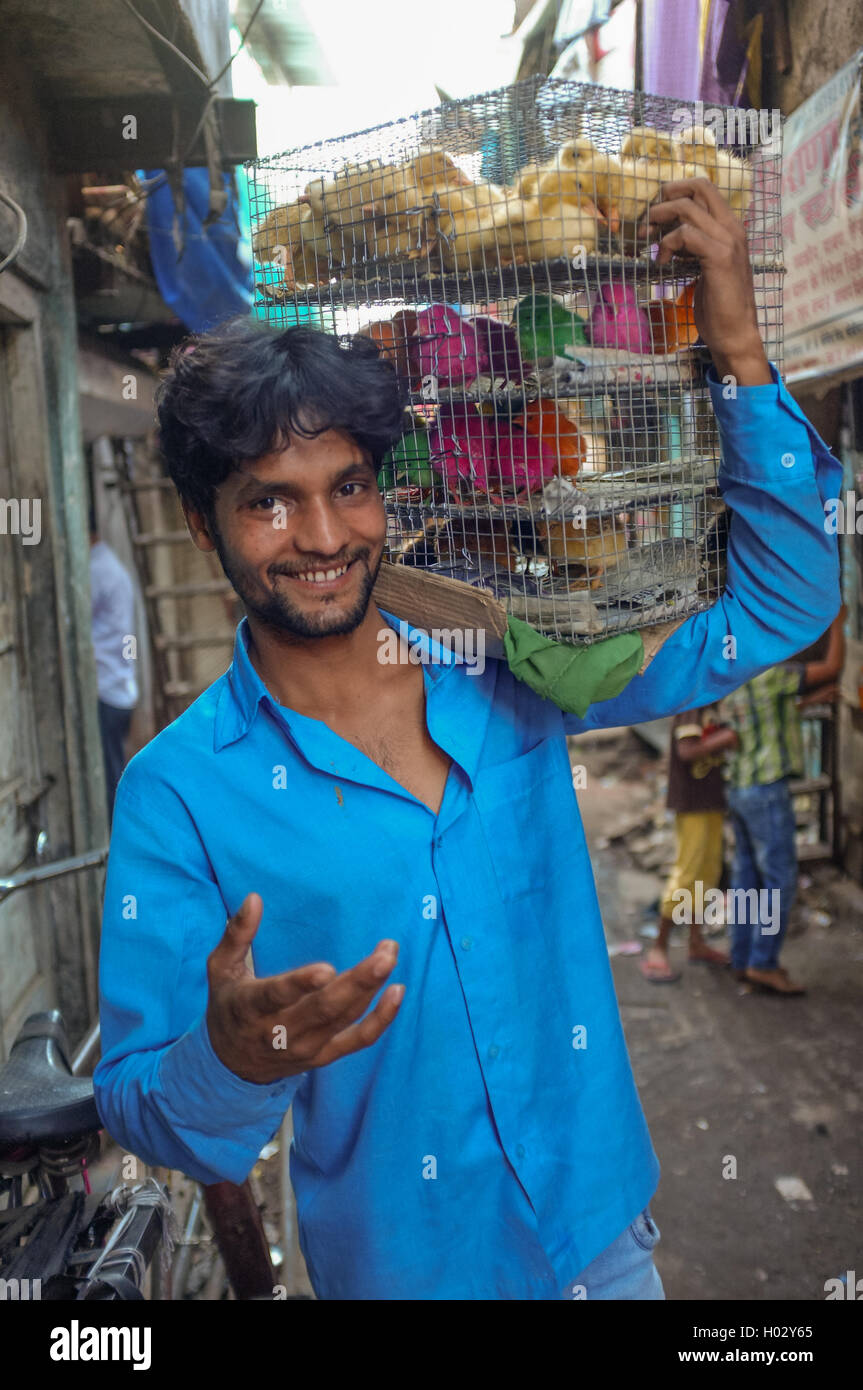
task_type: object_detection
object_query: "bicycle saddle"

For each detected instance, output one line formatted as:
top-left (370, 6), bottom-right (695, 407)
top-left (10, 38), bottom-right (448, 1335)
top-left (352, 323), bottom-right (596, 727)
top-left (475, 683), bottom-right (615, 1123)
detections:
top-left (0, 1010), bottom-right (100, 1146)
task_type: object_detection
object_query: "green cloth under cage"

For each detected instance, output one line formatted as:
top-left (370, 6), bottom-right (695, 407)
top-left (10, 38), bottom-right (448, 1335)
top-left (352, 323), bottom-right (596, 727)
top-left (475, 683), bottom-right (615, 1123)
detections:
top-left (503, 615), bottom-right (644, 717)
top-left (378, 427), bottom-right (436, 489)
top-left (513, 293), bottom-right (588, 363)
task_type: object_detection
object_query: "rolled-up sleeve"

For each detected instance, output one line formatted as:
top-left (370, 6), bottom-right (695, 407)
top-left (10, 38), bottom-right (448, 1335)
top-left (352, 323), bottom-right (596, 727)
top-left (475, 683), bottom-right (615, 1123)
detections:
top-left (94, 759), bottom-right (301, 1186)
top-left (567, 365), bottom-right (842, 732)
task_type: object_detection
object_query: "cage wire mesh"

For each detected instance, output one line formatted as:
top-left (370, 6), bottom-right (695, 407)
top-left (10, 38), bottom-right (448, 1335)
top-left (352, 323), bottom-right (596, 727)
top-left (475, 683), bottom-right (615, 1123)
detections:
top-left (247, 76), bottom-right (783, 643)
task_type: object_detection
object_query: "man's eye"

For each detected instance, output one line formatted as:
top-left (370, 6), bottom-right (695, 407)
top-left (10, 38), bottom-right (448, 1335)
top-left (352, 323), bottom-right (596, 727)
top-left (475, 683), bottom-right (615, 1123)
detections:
top-left (252, 496), bottom-right (278, 511)
top-left (339, 481), bottom-right (366, 497)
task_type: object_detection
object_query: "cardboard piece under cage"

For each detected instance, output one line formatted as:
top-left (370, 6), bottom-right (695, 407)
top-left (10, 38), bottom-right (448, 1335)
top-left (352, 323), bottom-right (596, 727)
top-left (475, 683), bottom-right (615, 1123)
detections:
top-left (372, 560), bottom-right (685, 676)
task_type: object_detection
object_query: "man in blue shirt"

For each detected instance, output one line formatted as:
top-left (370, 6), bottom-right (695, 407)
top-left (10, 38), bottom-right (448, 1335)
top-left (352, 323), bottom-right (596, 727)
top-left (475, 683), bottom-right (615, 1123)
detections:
top-left (94, 181), bottom-right (841, 1300)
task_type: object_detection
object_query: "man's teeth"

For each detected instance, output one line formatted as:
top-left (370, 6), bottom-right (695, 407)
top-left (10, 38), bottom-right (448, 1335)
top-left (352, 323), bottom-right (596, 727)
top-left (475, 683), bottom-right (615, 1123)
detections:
top-left (295, 564), bottom-right (349, 583)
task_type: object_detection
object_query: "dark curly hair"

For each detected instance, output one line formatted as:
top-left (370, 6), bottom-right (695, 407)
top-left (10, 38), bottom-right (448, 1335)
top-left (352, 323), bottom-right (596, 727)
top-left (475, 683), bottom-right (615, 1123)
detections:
top-left (155, 319), bottom-right (406, 520)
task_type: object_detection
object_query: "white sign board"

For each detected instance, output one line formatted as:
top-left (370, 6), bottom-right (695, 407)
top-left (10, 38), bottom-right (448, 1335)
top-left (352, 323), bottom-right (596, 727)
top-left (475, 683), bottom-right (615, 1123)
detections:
top-left (782, 51), bottom-right (863, 386)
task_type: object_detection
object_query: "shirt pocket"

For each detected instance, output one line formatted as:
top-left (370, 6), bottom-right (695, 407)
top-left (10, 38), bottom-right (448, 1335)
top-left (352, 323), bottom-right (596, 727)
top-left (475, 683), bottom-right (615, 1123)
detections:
top-left (471, 737), bottom-right (568, 905)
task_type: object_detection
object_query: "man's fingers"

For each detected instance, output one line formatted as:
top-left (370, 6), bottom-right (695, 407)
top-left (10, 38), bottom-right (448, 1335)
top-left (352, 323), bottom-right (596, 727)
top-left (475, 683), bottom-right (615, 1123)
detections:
top-left (252, 961), bottom-right (338, 1016)
top-left (289, 940), bottom-right (400, 1033)
top-left (209, 892), bottom-right (263, 977)
top-left (653, 221), bottom-right (717, 266)
top-left (311, 983), bottom-right (406, 1068)
top-left (651, 176), bottom-right (739, 227)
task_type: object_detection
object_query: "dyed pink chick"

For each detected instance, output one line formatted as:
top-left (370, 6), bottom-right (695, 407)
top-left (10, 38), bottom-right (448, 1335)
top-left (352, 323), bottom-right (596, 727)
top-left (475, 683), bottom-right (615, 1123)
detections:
top-left (589, 282), bottom-right (652, 354)
top-left (430, 402), bottom-right (555, 499)
top-left (415, 305), bottom-right (482, 386)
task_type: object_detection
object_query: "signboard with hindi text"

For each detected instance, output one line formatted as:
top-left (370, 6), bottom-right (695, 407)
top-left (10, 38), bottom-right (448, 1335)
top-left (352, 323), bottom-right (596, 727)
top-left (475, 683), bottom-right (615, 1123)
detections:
top-left (782, 51), bottom-right (863, 386)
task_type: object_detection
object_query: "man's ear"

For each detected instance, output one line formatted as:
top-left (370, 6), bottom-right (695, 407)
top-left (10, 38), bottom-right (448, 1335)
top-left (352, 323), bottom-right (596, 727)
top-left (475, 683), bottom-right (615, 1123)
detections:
top-left (183, 501), bottom-right (218, 553)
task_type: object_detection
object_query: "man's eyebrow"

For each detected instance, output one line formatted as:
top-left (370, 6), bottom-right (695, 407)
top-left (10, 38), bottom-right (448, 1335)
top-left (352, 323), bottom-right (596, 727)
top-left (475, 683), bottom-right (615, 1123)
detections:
top-left (233, 457), bottom-right (374, 502)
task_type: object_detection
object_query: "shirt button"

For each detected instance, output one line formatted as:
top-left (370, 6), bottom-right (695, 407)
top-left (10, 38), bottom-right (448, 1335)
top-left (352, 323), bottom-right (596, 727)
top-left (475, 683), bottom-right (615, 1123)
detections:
top-left (780, 451), bottom-right (795, 468)
top-left (488, 1044), bottom-right (500, 1059)
top-left (515, 1143), bottom-right (526, 1159)
top-left (460, 936), bottom-right (472, 951)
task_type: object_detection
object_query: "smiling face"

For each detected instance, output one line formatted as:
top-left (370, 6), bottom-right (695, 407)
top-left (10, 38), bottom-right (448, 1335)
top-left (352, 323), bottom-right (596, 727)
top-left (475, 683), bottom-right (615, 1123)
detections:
top-left (186, 427), bottom-right (387, 641)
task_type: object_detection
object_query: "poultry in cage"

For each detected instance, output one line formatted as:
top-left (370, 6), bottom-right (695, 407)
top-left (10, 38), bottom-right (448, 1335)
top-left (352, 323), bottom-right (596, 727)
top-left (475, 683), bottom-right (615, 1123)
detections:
top-left (248, 76), bottom-right (779, 649)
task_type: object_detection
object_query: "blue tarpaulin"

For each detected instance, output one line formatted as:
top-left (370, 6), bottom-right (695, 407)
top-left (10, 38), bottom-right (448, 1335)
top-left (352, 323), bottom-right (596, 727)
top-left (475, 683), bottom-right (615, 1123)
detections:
top-left (141, 166), bottom-right (254, 332)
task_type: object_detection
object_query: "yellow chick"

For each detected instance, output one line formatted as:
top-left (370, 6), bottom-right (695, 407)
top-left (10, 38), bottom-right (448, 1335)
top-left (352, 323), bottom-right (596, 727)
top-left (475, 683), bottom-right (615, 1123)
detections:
top-left (675, 125), bottom-right (752, 219)
top-left (369, 149), bottom-right (474, 261)
top-left (599, 157), bottom-right (663, 228)
top-left (709, 148), bottom-right (753, 219)
top-left (436, 182), bottom-right (520, 270)
top-left (305, 160), bottom-right (393, 225)
top-left (512, 162), bottom-right (543, 200)
top-left (337, 149), bottom-right (475, 264)
top-left (296, 205), bottom-right (343, 277)
top-left (621, 126), bottom-right (696, 184)
top-left (515, 182), bottom-right (603, 263)
top-left (252, 200), bottom-right (333, 288)
top-left (252, 199), bottom-right (306, 263)
top-left (553, 136), bottom-right (624, 206)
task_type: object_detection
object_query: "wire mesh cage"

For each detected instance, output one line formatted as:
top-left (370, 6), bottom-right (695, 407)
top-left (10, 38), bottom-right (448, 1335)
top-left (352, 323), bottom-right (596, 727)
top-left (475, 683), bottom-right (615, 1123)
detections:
top-left (246, 76), bottom-right (783, 642)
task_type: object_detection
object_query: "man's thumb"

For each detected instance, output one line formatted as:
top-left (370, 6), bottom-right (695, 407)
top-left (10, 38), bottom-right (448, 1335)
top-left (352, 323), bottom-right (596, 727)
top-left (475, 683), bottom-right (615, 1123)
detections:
top-left (219, 892), bottom-right (263, 965)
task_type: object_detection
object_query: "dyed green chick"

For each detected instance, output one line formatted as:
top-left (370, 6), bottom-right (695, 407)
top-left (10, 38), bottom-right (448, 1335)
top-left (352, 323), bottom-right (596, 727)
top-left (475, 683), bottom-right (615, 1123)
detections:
top-left (378, 425), bottom-right (436, 489)
top-left (513, 293), bottom-right (588, 362)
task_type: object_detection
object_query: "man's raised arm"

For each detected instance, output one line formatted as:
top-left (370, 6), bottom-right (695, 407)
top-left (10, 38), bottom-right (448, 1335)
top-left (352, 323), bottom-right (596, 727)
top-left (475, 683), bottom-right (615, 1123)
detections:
top-left (566, 179), bottom-right (841, 733)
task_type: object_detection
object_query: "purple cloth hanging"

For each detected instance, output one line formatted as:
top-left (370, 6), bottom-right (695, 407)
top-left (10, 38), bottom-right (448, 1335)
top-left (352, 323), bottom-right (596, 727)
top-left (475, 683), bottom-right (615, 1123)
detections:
top-left (700, 0), bottom-right (751, 105)
top-left (640, 0), bottom-right (702, 101)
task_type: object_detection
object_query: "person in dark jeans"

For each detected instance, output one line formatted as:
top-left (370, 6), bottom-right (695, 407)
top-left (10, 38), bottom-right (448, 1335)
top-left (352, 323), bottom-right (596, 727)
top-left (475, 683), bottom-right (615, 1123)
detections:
top-left (721, 614), bottom-right (845, 995)
top-left (90, 516), bottom-right (138, 822)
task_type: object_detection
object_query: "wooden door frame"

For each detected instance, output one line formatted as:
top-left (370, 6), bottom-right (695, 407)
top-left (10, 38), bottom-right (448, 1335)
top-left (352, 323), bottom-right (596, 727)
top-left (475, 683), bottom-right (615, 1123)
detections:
top-left (0, 268), bottom-right (106, 1044)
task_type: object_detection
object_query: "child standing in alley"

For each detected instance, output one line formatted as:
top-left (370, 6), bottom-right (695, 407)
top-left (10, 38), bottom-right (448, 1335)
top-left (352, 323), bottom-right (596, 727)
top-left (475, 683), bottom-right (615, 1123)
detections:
top-left (641, 706), bottom-right (738, 984)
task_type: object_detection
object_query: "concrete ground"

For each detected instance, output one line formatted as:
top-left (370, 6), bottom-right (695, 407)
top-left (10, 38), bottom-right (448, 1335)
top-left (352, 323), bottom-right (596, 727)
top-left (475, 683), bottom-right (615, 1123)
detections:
top-left (571, 728), bottom-right (863, 1303)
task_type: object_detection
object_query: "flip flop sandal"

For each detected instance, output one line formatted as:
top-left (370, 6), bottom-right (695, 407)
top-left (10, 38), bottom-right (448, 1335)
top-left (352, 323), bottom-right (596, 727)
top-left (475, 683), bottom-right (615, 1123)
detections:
top-left (640, 960), bottom-right (682, 984)
top-left (688, 950), bottom-right (730, 968)
top-left (744, 970), bottom-right (806, 996)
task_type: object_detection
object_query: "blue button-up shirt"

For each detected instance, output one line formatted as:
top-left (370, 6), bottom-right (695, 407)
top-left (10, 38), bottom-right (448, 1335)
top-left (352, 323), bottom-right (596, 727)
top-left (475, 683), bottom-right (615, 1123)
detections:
top-left (95, 368), bottom-right (840, 1299)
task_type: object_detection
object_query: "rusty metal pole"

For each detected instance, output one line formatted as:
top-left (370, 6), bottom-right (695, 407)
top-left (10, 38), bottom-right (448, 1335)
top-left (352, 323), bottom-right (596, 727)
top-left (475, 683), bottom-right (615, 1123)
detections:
top-left (202, 1179), bottom-right (275, 1300)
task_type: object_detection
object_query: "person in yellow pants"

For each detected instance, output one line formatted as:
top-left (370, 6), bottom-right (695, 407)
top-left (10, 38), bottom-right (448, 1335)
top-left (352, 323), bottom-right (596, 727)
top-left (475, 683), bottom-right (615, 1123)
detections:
top-left (641, 706), bottom-right (738, 983)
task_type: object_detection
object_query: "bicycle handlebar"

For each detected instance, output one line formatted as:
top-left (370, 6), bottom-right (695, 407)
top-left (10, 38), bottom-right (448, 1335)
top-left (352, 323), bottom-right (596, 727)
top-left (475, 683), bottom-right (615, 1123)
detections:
top-left (0, 847), bottom-right (108, 905)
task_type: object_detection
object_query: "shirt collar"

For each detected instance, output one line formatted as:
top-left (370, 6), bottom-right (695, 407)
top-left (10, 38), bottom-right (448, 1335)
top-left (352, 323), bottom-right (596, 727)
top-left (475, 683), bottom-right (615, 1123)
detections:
top-left (214, 608), bottom-right (467, 754)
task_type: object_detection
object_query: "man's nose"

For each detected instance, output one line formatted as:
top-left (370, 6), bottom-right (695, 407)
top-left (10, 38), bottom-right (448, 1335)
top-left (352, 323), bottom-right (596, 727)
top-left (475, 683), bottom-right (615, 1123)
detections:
top-left (293, 497), bottom-right (352, 557)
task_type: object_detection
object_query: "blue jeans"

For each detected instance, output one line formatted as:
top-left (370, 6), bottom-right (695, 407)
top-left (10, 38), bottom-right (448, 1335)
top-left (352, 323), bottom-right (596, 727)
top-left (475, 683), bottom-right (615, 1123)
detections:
top-left (564, 1208), bottom-right (664, 1299)
top-left (726, 778), bottom-right (797, 971)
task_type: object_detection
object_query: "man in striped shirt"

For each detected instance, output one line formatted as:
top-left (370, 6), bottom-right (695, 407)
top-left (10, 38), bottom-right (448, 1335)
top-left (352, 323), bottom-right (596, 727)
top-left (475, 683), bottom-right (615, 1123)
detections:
top-left (722, 616), bottom-right (845, 995)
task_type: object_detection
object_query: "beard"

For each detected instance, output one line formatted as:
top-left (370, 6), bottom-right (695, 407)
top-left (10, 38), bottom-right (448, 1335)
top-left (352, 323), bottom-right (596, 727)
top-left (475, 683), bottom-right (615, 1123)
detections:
top-left (212, 528), bottom-right (383, 640)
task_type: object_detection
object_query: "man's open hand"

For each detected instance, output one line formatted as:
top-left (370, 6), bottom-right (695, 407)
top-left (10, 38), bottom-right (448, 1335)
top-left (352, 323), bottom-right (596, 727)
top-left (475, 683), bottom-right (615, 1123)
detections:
top-left (647, 178), bottom-right (772, 386)
top-left (206, 893), bottom-right (404, 1084)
